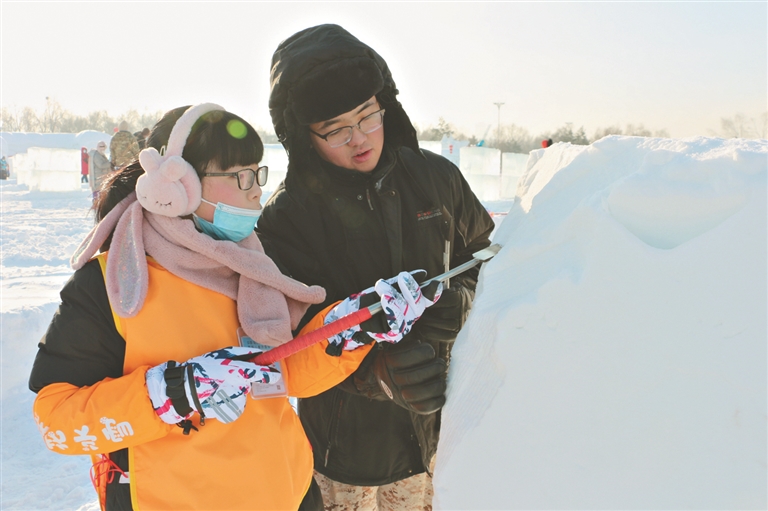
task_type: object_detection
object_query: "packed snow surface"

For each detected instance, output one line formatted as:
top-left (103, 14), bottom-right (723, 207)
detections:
top-left (1, 183), bottom-right (99, 511)
top-left (434, 136), bottom-right (767, 509)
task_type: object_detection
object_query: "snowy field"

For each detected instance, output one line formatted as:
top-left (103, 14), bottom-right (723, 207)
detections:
top-left (1, 182), bottom-right (100, 511)
top-left (2, 136), bottom-right (766, 510)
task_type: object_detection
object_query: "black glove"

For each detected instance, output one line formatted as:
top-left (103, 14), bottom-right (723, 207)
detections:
top-left (411, 282), bottom-right (473, 343)
top-left (370, 341), bottom-right (447, 415)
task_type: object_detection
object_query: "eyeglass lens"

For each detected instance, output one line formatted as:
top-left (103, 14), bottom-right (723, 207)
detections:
top-left (327, 110), bottom-right (384, 148)
top-left (237, 167), bottom-right (268, 189)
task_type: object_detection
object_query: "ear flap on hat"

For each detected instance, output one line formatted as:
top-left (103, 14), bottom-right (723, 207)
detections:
top-left (378, 89), bottom-right (422, 158)
top-left (135, 103), bottom-right (224, 217)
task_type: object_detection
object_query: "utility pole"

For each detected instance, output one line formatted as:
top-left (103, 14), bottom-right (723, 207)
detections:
top-left (493, 102), bottom-right (504, 177)
top-left (493, 102), bottom-right (504, 142)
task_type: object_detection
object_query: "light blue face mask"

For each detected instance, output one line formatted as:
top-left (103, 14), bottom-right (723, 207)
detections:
top-left (193, 199), bottom-right (261, 242)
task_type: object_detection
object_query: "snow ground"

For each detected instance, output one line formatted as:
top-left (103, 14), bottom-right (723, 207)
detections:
top-left (1, 182), bottom-right (99, 511)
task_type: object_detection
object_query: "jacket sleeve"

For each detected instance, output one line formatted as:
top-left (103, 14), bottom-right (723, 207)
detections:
top-left (29, 260), bottom-right (172, 455)
top-left (34, 372), bottom-right (173, 456)
top-left (282, 303), bottom-right (373, 398)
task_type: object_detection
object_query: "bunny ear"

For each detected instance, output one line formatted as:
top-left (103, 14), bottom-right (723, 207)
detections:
top-left (105, 201), bottom-right (148, 317)
top-left (160, 156), bottom-right (190, 182)
top-left (139, 147), bottom-right (164, 172)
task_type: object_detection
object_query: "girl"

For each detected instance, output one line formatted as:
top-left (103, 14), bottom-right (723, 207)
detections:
top-left (29, 104), bottom-right (439, 511)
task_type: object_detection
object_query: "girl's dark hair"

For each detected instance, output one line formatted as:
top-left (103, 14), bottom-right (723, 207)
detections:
top-left (94, 106), bottom-right (263, 225)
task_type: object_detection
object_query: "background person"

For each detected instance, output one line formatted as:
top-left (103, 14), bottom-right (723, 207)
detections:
top-left (135, 127), bottom-right (151, 150)
top-left (80, 147), bottom-right (89, 183)
top-left (259, 24), bottom-right (495, 510)
top-left (109, 120), bottom-right (140, 170)
top-left (0, 156), bottom-right (8, 179)
top-left (89, 141), bottom-right (111, 200)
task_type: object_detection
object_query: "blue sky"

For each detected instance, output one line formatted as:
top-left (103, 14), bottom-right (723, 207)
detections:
top-left (2, 1), bottom-right (765, 138)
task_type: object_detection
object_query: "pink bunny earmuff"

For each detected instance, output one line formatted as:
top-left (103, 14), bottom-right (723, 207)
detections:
top-left (135, 103), bottom-right (225, 217)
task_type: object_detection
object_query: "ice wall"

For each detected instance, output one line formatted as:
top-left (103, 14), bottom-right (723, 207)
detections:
top-left (460, 146), bottom-right (501, 202)
top-left (435, 136), bottom-right (767, 509)
top-left (261, 144), bottom-right (288, 198)
top-left (501, 152), bottom-right (528, 198)
top-left (459, 146), bottom-right (528, 201)
top-left (13, 147), bottom-right (82, 192)
top-left (0, 130), bottom-right (111, 157)
top-left (442, 136), bottom-right (469, 168)
top-left (418, 140), bottom-right (442, 156)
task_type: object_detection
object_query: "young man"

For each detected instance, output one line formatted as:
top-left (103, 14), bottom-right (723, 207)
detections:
top-left (259, 24), bottom-right (495, 510)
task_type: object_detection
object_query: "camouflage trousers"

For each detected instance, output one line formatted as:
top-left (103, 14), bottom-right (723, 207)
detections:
top-left (314, 457), bottom-right (435, 511)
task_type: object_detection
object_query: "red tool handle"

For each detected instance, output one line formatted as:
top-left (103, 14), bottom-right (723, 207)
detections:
top-left (251, 307), bottom-right (374, 366)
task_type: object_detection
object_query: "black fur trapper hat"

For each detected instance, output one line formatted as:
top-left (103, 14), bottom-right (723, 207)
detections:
top-left (269, 24), bottom-right (422, 181)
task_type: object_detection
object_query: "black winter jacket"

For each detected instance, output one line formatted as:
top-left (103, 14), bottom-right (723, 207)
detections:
top-left (258, 146), bottom-right (494, 485)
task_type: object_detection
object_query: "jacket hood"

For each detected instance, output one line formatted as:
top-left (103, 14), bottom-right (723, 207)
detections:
top-left (269, 24), bottom-right (422, 187)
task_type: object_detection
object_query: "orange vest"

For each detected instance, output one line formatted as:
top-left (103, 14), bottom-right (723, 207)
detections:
top-left (34, 253), bottom-right (371, 511)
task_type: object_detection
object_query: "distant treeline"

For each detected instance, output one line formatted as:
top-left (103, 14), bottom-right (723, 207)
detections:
top-left (414, 117), bottom-right (673, 153)
top-left (1, 100), bottom-right (164, 136)
top-left (0, 100), bottom-right (279, 144)
top-left (415, 112), bottom-right (766, 153)
top-left (2, 100), bottom-right (764, 151)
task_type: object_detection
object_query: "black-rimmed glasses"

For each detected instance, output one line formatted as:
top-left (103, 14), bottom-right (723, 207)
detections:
top-left (309, 109), bottom-right (386, 148)
top-left (202, 166), bottom-right (268, 190)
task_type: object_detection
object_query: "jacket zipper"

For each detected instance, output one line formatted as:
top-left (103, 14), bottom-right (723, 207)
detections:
top-left (365, 188), bottom-right (374, 211)
top-left (324, 393), bottom-right (344, 467)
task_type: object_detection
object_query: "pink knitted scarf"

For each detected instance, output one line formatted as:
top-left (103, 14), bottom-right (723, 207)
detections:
top-left (71, 192), bottom-right (325, 347)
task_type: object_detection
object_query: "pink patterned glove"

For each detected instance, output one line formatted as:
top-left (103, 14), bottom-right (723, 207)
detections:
top-left (146, 347), bottom-right (281, 426)
top-left (325, 271), bottom-right (442, 355)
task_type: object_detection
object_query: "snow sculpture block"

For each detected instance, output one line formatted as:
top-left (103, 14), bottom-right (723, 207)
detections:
top-left (0, 131), bottom-right (111, 157)
top-left (459, 147), bottom-right (501, 202)
top-left (441, 136), bottom-right (469, 168)
top-left (260, 144), bottom-right (288, 196)
top-left (460, 146), bottom-right (501, 176)
top-left (435, 136), bottom-right (768, 510)
top-left (500, 152), bottom-right (529, 199)
top-left (14, 147), bottom-right (81, 191)
top-left (418, 140), bottom-right (442, 156)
